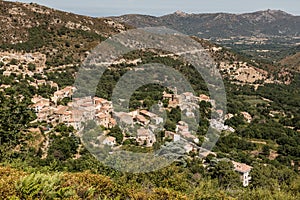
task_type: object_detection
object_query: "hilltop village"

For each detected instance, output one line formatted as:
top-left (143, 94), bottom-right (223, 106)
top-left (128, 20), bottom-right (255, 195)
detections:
top-left (0, 50), bottom-right (256, 186)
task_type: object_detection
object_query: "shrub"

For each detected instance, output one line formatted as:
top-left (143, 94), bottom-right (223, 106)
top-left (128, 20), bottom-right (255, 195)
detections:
top-left (28, 63), bottom-right (36, 71)
top-left (9, 59), bottom-right (19, 65)
top-left (0, 166), bottom-right (26, 198)
top-left (16, 172), bottom-right (74, 199)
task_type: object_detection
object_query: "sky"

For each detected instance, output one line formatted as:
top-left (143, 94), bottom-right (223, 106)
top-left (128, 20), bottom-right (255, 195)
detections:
top-left (9, 0), bottom-right (300, 17)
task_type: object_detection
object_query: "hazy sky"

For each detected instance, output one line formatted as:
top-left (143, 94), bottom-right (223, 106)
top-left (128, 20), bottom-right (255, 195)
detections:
top-left (9, 0), bottom-right (300, 17)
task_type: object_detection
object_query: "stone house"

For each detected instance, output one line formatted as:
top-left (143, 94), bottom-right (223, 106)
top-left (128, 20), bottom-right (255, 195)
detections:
top-left (136, 127), bottom-right (156, 147)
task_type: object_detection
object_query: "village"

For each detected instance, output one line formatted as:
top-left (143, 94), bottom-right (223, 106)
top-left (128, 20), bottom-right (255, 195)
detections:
top-left (29, 83), bottom-right (252, 186)
top-left (0, 51), bottom-right (253, 186)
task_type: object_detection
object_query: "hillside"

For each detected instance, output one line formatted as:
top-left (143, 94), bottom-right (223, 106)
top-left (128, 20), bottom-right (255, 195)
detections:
top-left (0, 1), bottom-right (291, 84)
top-left (280, 52), bottom-right (300, 71)
top-left (0, 0), bottom-right (130, 66)
top-left (113, 10), bottom-right (300, 60)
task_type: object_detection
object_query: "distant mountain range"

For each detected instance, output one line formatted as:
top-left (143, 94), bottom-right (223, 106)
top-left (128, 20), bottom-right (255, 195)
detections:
top-left (113, 10), bottom-right (300, 60)
top-left (114, 10), bottom-right (300, 38)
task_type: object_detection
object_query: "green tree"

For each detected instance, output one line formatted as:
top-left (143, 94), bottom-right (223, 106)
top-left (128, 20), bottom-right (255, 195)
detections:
top-left (262, 145), bottom-right (270, 156)
top-left (212, 160), bottom-right (241, 188)
top-left (164, 119), bottom-right (176, 132)
top-left (109, 126), bottom-right (123, 144)
top-left (28, 63), bottom-right (36, 71)
top-left (9, 58), bottom-right (18, 65)
top-left (168, 107), bottom-right (181, 123)
top-left (48, 136), bottom-right (78, 161)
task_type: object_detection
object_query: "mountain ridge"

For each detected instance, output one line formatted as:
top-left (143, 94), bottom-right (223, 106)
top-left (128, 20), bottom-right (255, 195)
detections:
top-left (167, 9), bottom-right (295, 17)
top-left (114, 9), bottom-right (300, 37)
top-left (116, 9), bottom-right (297, 18)
top-left (113, 9), bottom-right (300, 60)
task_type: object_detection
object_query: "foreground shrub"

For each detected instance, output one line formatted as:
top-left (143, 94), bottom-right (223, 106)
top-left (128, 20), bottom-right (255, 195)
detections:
top-left (16, 172), bottom-right (74, 199)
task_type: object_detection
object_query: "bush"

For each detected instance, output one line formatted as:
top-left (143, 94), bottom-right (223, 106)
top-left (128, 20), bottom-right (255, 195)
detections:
top-left (9, 59), bottom-right (19, 65)
top-left (61, 172), bottom-right (114, 199)
top-left (0, 166), bottom-right (26, 198)
top-left (28, 63), bottom-right (36, 71)
top-left (16, 172), bottom-right (74, 199)
top-left (109, 126), bottom-right (123, 144)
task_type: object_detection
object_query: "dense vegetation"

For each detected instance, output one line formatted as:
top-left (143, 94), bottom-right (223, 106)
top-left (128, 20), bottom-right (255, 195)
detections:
top-left (1, 49), bottom-right (299, 199)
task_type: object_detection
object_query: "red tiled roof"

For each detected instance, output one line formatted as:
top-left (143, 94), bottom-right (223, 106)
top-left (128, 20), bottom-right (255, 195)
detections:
top-left (136, 115), bottom-right (148, 123)
top-left (54, 106), bottom-right (69, 115)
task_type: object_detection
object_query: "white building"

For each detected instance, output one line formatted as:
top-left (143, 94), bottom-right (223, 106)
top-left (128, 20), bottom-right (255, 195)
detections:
top-left (103, 136), bottom-right (117, 146)
top-left (232, 161), bottom-right (252, 187)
